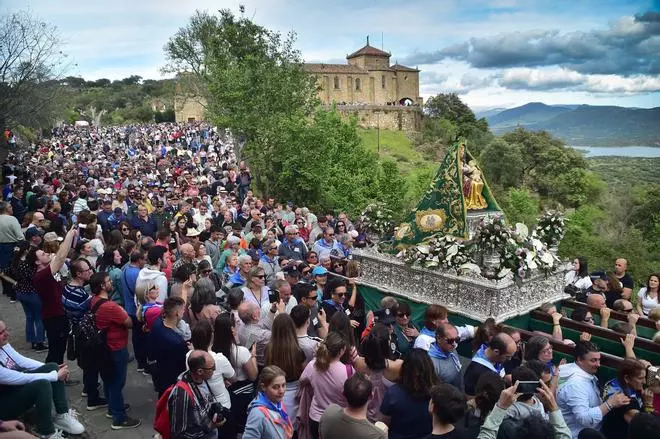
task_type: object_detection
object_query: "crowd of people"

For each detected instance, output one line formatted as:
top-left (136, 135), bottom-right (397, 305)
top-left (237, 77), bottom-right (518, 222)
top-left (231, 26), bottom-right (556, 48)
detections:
top-left (0, 121), bottom-right (658, 439)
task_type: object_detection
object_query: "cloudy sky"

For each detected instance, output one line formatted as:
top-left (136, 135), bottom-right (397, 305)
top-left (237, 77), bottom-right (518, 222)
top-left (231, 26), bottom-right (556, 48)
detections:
top-left (4, 0), bottom-right (660, 109)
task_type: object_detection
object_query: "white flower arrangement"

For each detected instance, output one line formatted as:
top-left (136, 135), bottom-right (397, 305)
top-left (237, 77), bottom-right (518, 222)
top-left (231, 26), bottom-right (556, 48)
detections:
top-left (533, 210), bottom-right (566, 247)
top-left (360, 202), bottom-right (395, 237)
top-left (474, 214), bottom-right (510, 251)
top-left (500, 223), bottom-right (560, 280)
top-left (397, 234), bottom-right (474, 271)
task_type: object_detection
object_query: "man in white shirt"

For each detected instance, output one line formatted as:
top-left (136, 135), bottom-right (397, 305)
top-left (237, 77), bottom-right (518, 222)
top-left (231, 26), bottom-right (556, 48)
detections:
top-left (0, 320), bottom-right (85, 438)
top-left (557, 341), bottom-right (630, 438)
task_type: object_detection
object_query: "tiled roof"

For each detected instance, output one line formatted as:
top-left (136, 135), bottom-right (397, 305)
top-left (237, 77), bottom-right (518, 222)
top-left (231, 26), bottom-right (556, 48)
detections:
top-left (303, 63), bottom-right (368, 74)
top-left (346, 44), bottom-right (391, 59)
top-left (390, 64), bottom-right (419, 72)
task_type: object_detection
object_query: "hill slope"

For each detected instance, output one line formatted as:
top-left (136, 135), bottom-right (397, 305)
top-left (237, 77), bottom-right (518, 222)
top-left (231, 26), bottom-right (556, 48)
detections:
top-left (488, 102), bottom-right (572, 127)
top-left (485, 103), bottom-right (660, 146)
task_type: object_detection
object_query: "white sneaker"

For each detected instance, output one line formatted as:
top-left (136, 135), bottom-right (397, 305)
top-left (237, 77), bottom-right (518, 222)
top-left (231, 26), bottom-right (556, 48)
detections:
top-left (53, 408), bottom-right (85, 435)
top-left (42, 429), bottom-right (65, 439)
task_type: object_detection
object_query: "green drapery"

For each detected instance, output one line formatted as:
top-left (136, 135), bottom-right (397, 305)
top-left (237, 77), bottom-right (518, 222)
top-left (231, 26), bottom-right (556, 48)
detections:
top-left (392, 140), bottom-right (501, 248)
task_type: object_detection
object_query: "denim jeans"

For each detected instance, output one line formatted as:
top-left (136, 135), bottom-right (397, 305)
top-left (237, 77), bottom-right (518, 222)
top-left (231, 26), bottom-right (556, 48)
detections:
top-left (17, 292), bottom-right (45, 343)
top-left (105, 347), bottom-right (128, 424)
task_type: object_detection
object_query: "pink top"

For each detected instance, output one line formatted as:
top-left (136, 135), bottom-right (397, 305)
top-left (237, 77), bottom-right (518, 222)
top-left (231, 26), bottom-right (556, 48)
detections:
top-left (300, 359), bottom-right (353, 422)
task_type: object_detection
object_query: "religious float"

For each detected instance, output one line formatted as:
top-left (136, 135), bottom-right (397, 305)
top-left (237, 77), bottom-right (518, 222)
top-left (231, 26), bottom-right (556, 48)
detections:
top-left (350, 140), bottom-right (659, 382)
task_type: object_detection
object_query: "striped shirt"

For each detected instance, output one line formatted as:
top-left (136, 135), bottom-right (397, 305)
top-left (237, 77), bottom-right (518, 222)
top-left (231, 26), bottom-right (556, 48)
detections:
top-left (62, 284), bottom-right (91, 324)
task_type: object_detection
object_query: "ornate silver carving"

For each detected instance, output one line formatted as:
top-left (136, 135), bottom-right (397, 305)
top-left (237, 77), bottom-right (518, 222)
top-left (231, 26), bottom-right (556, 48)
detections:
top-left (354, 249), bottom-right (566, 323)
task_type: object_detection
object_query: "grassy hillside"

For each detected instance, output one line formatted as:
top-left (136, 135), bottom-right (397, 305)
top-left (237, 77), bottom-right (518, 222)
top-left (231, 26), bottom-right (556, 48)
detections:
top-left (358, 128), bottom-right (437, 203)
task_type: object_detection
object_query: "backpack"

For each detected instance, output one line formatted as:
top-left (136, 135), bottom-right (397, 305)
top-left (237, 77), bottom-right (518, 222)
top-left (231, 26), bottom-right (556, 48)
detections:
top-left (75, 298), bottom-right (108, 353)
top-left (153, 381), bottom-right (196, 439)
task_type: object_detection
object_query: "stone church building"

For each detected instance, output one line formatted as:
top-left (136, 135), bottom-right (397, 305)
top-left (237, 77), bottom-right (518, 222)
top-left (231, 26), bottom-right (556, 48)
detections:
top-left (303, 37), bottom-right (422, 107)
top-left (174, 38), bottom-right (422, 130)
top-left (304, 38), bottom-right (422, 131)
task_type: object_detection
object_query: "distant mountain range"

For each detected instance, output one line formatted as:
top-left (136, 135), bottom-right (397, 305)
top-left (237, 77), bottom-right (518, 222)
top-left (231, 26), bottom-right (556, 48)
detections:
top-left (476, 103), bottom-right (660, 146)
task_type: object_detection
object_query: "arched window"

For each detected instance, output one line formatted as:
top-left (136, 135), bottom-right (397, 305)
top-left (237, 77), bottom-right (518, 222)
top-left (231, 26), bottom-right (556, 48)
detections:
top-left (355, 78), bottom-right (361, 90)
top-left (334, 76), bottom-right (340, 89)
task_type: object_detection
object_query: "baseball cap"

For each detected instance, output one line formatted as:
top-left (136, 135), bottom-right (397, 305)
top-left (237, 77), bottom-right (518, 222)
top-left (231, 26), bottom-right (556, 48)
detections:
top-left (312, 266), bottom-right (328, 276)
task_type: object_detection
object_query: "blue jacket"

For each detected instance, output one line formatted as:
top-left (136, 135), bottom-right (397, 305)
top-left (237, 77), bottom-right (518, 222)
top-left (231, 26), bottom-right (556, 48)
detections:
top-left (120, 264), bottom-right (141, 317)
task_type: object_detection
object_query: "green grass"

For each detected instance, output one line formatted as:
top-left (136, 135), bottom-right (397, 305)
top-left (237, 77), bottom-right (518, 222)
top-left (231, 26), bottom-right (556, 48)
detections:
top-left (358, 129), bottom-right (424, 172)
top-left (358, 128), bottom-right (437, 203)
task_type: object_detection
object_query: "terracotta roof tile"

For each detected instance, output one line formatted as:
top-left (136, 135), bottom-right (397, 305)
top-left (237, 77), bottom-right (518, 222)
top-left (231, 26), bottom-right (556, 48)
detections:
top-left (390, 64), bottom-right (419, 72)
top-left (346, 44), bottom-right (391, 59)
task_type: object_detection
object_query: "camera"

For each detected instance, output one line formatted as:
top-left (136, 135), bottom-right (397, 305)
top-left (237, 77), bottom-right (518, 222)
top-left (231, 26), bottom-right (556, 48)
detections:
top-left (208, 402), bottom-right (231, 424)
top-left (268, 288), bottom-right (280, 304)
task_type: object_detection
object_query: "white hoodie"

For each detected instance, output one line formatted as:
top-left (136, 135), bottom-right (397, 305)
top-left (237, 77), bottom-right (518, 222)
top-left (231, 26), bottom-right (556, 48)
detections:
top-left (135, 266), bottom-right (168, 302)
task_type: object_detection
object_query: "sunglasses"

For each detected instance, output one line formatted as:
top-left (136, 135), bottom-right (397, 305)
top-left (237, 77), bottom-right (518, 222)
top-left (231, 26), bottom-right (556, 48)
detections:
top-left (255, 275), bottom-right (265, 279)
top-left (444, 337), bottom-right (461, 345)
top-left (397, 312), bottom-right (410, 318)
top-left (305, 295), bottom-right (317, 300)
top-left (335, 293), bottom-right (346, 298)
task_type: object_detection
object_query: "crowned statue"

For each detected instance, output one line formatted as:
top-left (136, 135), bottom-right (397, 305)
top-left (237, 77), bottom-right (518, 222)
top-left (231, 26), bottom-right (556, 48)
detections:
top-left (393, 140), bottom-right (502, 247)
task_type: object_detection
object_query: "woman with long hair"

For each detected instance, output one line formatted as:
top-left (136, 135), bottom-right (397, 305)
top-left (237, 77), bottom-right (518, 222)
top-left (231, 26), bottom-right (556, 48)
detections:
top-left (241, 266), bottom-right (269, 309)
top-left (265, 314), bottom-right (306, 426)
top-left (185, 277), bottom-right (221, 326)
top-left (328, 312), bottom-right (359, 365)
top-left (213, 313), bottom-right (258, 435)
top-left (10, 241), bottom-right (46, 351)
top-left (472, 318), bottom-right (500, 354)
top-left (636, 273), bottom-right (660, 316)
top-left (462, 373), bottom-right (506, 438)
top-left (299, 332), bottom-right (352, 439)
top-left (380, 348), bottom-right (436, 439)
top-left (355, 324), bottom-right (403, 422)
top-left (97, 248), bottom-right (127, 305)
top-left (104, 229), bottom-right (124, 253)
top-left (118, 220), bottom-right (132, 240)
top-left (564, 256), bottom-right (592, 291)
top-left (244, 366), bottom-right (293, 439)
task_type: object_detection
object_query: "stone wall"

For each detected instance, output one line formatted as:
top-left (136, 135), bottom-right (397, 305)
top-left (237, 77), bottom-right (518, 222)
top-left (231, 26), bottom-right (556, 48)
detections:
top-left (174, 95), bottom-right (206, 123)
top-left (333, 105), bottom-right (422, 131)
top-left (314, 71), bottom-right (421, 106)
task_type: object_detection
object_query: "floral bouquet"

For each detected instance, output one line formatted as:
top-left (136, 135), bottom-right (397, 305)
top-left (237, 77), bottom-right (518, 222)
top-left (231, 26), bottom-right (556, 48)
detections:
top-left (360, 202), bottom-right (395, 237)
top-left (500, 223), bottom-right (558, 281)
top-left (534, 211), bottom-right (566, 248)
top-left (397, 234), bottom-right (475, 271)
top-left (474, 214), bottom-right (511, 252)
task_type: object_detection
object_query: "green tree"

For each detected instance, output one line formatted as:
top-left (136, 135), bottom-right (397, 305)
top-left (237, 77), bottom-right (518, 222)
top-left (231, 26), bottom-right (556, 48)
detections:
top-left (425, 93), bottom-right (477, 126)
top-left (0, 10), bottom-right (69, 154)
top-left (499, 188), bottom-right (539, 227)
top-left (479, 138), bottom-right (523, 189)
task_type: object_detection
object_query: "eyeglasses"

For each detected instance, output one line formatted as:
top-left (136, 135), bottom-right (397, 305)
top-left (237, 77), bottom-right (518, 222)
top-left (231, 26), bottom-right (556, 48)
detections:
top-left (305, 295), bottom-right (317, 301)
top-left (255, 275), bottom-right (265, 279)
top-left (327, 233), bottom-right (335, 236)
top-left (444, 337), bottom-right (461, 345)
top-left (397, 312), bottom-right (410, 318)
top-left (335, 293), bottom-right (346, 298)
top-left (121, 228), bottom-right (129, 231)
top-left (269, 247), bottom-right (278, 250)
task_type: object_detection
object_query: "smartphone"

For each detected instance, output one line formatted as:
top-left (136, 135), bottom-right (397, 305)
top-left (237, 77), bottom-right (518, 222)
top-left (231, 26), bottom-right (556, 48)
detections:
top-left (268, 288), bottom-right (280, 304)
top-left (517, 381), bottom-right (541, 394)
top-left (646, 366), bottom-right (660, 389)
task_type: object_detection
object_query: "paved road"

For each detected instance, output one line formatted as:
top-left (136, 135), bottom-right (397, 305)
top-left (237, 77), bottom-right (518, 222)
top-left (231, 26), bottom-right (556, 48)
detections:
top-left (0, 294), bottom-right (157, 439)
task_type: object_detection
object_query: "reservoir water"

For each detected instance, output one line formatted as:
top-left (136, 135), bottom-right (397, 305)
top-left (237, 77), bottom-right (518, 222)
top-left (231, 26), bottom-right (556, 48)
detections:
top-left (571, 145), bottom-right (660, 158)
